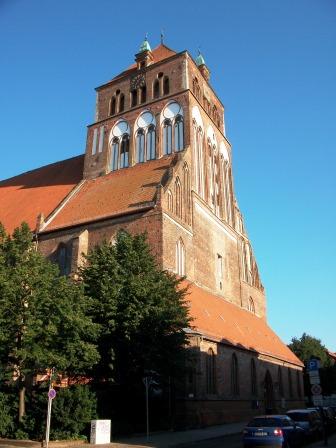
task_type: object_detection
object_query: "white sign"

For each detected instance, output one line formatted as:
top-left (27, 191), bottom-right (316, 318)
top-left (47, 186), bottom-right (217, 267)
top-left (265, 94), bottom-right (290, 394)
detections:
top-left (312, 395), bottom-right (323, 406)
top-left (90, 420), bottom-right (111, 444)
top-left (310, 376), bottom-right (320, 385)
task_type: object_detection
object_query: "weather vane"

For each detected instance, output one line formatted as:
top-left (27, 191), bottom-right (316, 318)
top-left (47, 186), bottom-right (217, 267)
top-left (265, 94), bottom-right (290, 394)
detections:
top-left (161, 29), bottom-right (165, 44)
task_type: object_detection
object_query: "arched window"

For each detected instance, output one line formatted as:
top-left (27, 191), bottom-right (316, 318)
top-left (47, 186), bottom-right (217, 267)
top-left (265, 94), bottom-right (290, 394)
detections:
top-left (296, 370), bottom-right (302, 398)
top-left (206, 348), bottom-right (216, 394)
top-left (248, 297), bottom-right (255, 313)
top-left (57, 242), bottom-right (72, 276)
top-left (163, 119), bottom-right (172, 155)
top-left (153, 79), bottom-right (160, 99)
top-left (140, 85), bottom-right (147, 103)
top-left (119, 94), bottom-right (125, 112)
top-left (251, 358), bottom-right (257, 396)
top-left (135, 111), bottom-right (156, 163)
top-left (278, 366), bottom-right (284, 397)
top-left (175, 177), bottom-right (182, 218)
top-left (111, 137), bottom-right (119, 171)
top-left (231, 353), bottom-right (239, 396)
top-left (136, 129), bottom-right (145, 163)
top-left (288, 368), bottom-right (293, 398)
top-left (167, 190), bottom-right (173, 212)
top-left (175, 238), bottom-right (185, 276)
top-left (183, 163), bottom-right (190, 223)
top-left (146, 125), bottom-right (156, 160)
top-left (193, 122), bottom-right (204, 198)
top-left (110, 96), bottom-right (116, 116)
top-left (120, 134), bottom-right (129, 168)
top-left (163, 76), bottom-right (169, 95)
top-left (193, 77), bottom-right (201, 100)
top-left (174, 115), bottom-right (184, 151)
top-left (131, 89), bottom-right (137, 107)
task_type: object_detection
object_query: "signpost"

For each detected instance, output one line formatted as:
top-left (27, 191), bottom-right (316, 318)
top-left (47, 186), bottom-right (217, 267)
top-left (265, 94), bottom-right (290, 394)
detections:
top-left (311, 384), bottom-right (322, 395)
top-left (45, 368), bottom-right (56, 448)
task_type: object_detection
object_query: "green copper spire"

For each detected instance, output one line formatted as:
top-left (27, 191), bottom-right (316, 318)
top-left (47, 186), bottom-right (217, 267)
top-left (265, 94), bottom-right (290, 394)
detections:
top-left (196, 50), bottom-right (206, 66)
top-left (139, 35), bottom-right (151, 53)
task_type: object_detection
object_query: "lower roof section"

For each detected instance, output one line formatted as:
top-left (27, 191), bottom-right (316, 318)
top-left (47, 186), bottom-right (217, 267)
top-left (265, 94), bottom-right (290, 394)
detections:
top-left (0, 155), bottom-right (84, 234)
top-left (186, 281), bottom-right (303, 367)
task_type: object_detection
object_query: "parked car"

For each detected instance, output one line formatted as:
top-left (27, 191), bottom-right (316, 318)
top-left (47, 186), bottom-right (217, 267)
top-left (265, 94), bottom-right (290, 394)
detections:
top-left (286, 409), bottom-right (323, 440)
top-left (308, 407), bottom-right (336, 434)
top-left (243, 415), bottom-right (305, 447)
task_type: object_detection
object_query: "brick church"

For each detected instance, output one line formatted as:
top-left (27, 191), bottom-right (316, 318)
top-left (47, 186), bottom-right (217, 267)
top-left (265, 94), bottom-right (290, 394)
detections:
top-left (0, 38), bottom-right (304, 424)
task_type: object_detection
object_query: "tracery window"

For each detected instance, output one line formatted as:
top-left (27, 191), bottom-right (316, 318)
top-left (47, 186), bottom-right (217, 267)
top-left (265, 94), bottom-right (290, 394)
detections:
top-left (135, 111), bottom-right (156, 163)
top-left (175, 238), bottom-right (185, 276)
top-left (251, 358), bottom-right (257, 395)
top-left (193, 121), bottom-right (204, 198)
top-left (231, 353), bottom-right (239, 396)
top-left (109, 120), bottom-right (130, 171)
top-left (163, 119), bottom-right (172, 155)
top-left (162, 102), bottom-right (184, 155)
top-left (206, 348), bottom-right (216, 394)
top-left (174, 115), bottom-right (184, 151)
top-left (183, 163), bottom-right (191, 223)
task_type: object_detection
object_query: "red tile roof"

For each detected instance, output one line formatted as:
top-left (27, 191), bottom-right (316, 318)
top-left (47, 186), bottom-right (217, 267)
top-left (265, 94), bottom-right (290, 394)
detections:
top-left (186, 282), bottom-right (303, 366)
top-left (0, 156), bottom-right (84, 234)
top-left (43, 156), bottom-right (174, 232)
top-left (112, 44), bottom-right (177, 81)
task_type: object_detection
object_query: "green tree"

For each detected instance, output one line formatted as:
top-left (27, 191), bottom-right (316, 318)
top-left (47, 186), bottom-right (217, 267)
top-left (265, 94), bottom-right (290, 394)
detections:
top-left (288, 333), bottom-right (331, 367)
top-left (81, 230), bottom-right (192, 386)
top-left (0, 222), bottom-right (99, 421)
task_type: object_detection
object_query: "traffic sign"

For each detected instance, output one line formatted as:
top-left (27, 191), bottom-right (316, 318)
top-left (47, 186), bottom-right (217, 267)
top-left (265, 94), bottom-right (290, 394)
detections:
top-left (311, 384), bottom-right (322, 395)
top-left (308, 359), bottom-right (319, 371)
top-left (48, 388), bottom-right (57, 399)
top-left (309, 377), bottom-right (320, 385)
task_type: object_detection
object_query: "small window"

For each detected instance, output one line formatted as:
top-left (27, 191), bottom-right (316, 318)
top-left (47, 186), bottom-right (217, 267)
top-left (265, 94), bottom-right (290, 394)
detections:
top-left (111, 137), bottom-right (119, 171)
top-left (174, 115), bottom-right (184, 151)
top-left (175, 238), bottom-right (185, 276)
top-left (131, 89), bottom-right (137, 107)
top-left (163, 119), bottom-right (172, 155)
top-left (120, 134), bottom-right (129, 168)
top-left (206, 348), bottom-right (216, 394)
top-left (140, 85), bottom-right (147, 103)
top-left (119, 94), bottom-right (125, 112)
top-left (136, 129), bottom-right (145, 163)
top-left (110, 97), bottom-right (116, 115)
top-left (146, 124), bottom-right (156, 160)
top-left (231, 353), bottom-right (239, 396)
top-left (167, 190), bottom-right (173, 212)
top-left (57, 242), bottom-right (72, 276)
top-left (163, 76), bottom-right (169, 95)
top-left (153, 79), bottom-right (160, 99)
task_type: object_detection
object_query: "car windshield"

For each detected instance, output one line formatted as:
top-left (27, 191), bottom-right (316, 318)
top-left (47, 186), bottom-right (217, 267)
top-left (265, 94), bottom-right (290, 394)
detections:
top-left (287, 413), bottom-right (309, 421)
top-left (248, 418), bottom-right (281, 427)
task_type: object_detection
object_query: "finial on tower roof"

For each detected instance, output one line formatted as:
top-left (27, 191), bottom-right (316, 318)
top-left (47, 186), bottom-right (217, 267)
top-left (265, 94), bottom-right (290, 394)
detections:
top-left (196, 48), bottom-right (206, 67)
top-left (160, 29), bottom-right (164, 45)
top-left (139, 34), bottom-right (151, 53)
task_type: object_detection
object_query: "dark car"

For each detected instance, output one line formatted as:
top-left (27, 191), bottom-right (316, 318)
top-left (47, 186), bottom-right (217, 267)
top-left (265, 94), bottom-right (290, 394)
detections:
top-left (243, 415), bottom-right (305, 448)
top-left (308, 407), bottom-right (336, 434)
top-left (286, 409), bottom-right (323, 440)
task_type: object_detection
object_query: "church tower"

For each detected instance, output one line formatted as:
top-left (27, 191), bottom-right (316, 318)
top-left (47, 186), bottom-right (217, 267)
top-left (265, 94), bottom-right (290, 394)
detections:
top-left (82, 38), bottom-right (265, 317)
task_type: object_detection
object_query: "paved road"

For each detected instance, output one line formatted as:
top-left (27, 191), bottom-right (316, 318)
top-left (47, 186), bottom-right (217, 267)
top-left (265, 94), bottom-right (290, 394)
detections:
top-left (178, 433), bottom-right (242, 448)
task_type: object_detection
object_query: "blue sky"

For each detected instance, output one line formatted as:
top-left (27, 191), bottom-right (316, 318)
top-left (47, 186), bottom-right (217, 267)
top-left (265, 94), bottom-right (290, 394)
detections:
top-left (1, 0), bottom-right (335, 350)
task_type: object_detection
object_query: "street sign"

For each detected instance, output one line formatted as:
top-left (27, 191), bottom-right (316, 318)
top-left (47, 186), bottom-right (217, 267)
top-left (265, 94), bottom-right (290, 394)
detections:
top-left (48, 388), bottom-right (57, 399)
top-left (311, 384), bottom-right (322, 395)
top-left (309, 377), bottom-right (320, 385)
top-left (308, 359), bottom-right (319, 371)
top-left (312, 394), bottom-right (323, 406)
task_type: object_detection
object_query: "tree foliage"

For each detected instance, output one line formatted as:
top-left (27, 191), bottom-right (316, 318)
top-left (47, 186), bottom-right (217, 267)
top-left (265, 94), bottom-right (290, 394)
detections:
top-left (288, 333), bottom-right (331, 367)
top-left (81, 230), bottom-right (192, 385)
top-left (0, 222), bottom-right (99, 419)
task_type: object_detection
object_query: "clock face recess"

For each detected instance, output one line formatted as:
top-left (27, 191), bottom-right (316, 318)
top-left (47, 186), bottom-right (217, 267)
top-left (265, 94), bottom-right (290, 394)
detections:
top-left (130, 73), bottom-right (146, 90)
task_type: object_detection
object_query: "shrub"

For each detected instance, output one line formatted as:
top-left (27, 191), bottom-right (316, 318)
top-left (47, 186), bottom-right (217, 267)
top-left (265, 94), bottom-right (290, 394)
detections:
top-left (0, 392), bottom-right (15, 436)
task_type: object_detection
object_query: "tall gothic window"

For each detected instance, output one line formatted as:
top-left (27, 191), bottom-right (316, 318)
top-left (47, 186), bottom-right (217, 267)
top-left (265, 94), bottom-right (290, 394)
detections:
top-left (163, 76), bottom-right (169, 95)
top-left (175, 238), bottom-right (185, 276)
top-left (288, 368), bottom-right (293, 398)
top-left (110, 96), bottom-right (116, 115)
top-left (120, 134), bottom-right (129, 168)
top-left (111, 137), bottom-right (119, 171)
top-left (248, 297), bottom-right (255, 313)
top-left (193, 123), bottom-right (204, 198)
top-left (140, 85), bottom-right (147, 103)
top-left (175, 177), bottom-right (182, 219)
top-left (167, 189), bottom-right (173, 212)
top-left (57, 242), bottom-right (72, 276)
top-left (206, 348), bottom-right (216, 394)
top-left (278, 366), bottom-right (284, 397)
top-left (231, 353), bottom-right (239, 396)
top-left (251, 359), bottom-right (257, 396)
top-left (174, 115), bottom-right (184, 151)
top-left (131, 89), bottom-right (137, 107)
top-left (163, 119), bottom-right (172, 155)
top-left (136, 129), bottom-right (145, 163)
top-left (183, 163), bottom-right (190, 223)
top-left (119, 94), bottom-right (125, 112)
top-left (296, 370), bottom-right (302, 398)
top-left (146, 125), bottom-right (156, 160)
top-left (153, 79), bottom-right (160, 99)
